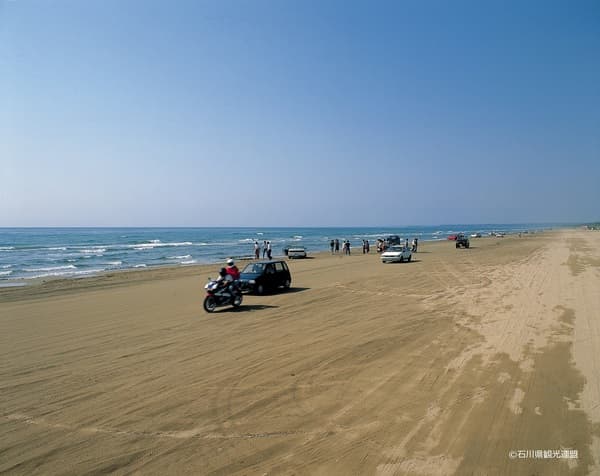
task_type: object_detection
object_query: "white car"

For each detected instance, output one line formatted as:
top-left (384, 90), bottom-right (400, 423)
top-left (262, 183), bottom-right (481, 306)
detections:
top-left (381, 245), bottom-right (412, 263)
top-left (287, 246), bottom-right (307, 259)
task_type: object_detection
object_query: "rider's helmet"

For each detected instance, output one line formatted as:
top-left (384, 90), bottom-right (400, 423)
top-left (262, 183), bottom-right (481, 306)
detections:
top-left (226, 259), bottom-right (234, 266)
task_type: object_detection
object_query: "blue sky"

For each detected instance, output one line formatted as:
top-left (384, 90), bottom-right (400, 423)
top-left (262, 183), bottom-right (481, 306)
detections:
top-left (1, 0), bottom-right (599, 227)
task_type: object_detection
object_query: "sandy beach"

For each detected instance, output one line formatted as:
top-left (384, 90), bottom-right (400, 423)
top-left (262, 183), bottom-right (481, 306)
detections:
top-left (1, 229), bottom-right (599, 475)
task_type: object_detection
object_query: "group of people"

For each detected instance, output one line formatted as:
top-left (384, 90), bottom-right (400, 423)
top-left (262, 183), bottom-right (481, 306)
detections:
top-left (329, 237), bottom-right (420, 255)
top-left (401, 238), bottom-right (419, 252)
top-left (362, 240), bottom-right (371, 253)
top-left (253, 240), bottom-right (272, 260)
top-left (375, 237), bottom-right (419, 252)
top-left (329, 239), bottom-right (353, 255)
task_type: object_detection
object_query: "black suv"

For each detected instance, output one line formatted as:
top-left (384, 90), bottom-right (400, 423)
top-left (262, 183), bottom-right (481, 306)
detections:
top-left (239, 260), bottom-right (292, 294)
top-left (456, 233), bottom-right (470, 248)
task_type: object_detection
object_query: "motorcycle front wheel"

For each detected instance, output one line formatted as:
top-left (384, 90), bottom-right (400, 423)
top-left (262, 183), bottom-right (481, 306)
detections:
top-left (203, 296), bottom-right (217, 313)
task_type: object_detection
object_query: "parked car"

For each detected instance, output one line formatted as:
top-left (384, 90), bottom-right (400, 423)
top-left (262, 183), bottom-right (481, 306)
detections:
top-left (447, 234), bottom-right (458, 241)
top-left (456, 233), bottom-right (470, 248)
top-left (287, 246), bottom-right (307, 259)
top-left (381, 245), bottom-right (412, 263)
top-left (239, 260), bottom-right (292, 294)
top-left (385, 235), bottom-right (402, 247)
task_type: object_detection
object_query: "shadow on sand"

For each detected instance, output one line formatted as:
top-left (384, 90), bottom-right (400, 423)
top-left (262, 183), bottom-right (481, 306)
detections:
top-left (214, 304), bottom-right (279, 313)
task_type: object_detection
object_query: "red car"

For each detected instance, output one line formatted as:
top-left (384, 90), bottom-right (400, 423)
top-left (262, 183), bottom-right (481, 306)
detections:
top-left (447, 234), bottom-right (458, 241)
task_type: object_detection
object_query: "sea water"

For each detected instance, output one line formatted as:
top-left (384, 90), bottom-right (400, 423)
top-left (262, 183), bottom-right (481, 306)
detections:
top-left (0, 224), bottom-right (567, 285)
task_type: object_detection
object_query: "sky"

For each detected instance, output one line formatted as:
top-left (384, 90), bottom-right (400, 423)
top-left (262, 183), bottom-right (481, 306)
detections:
top-left (1, 0), bottom-right (599, 227)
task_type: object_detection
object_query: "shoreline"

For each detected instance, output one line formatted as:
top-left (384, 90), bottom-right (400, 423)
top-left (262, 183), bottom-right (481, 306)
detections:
top-left (0, 230), bottom-right (559, 298)
top-left (0, 226), bottom-right (566, 288)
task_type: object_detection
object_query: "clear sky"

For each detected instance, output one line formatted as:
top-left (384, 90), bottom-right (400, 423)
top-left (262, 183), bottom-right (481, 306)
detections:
top-left (1, 0), bottom-right (599, 227)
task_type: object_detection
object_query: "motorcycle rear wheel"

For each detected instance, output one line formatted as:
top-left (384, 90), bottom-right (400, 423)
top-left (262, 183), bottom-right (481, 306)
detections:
top-left (203, 296), bottom-right (217, 313)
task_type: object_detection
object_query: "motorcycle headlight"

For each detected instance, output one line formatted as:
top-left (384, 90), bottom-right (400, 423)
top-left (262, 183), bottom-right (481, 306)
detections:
top-left (249, 279), bottom-right (256, 284)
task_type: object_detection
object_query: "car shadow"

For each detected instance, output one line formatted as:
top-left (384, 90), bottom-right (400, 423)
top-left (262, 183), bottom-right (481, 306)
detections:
top-left (284, 287), bottom-right (310, 294)
top-left (244, 287), bottom-right (310, 296)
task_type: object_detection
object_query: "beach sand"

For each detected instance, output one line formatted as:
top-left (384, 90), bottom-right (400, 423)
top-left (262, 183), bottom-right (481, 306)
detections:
top-left (1, 229), bottom-right (599, 475)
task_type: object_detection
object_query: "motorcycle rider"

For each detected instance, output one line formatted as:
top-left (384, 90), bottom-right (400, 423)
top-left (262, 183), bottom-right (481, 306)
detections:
top-left (225, 258), bottom-right (240, 280)
top-left (216, 267), bottom-right (234, 297)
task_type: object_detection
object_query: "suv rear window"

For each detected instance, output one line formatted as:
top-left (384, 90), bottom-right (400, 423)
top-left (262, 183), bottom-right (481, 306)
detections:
top-left (275, 262), bottom-right (285, 272)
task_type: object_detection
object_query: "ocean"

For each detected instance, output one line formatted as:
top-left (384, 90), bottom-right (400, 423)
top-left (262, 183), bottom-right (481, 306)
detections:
top-left (0, 224), bottom-right (566, 286)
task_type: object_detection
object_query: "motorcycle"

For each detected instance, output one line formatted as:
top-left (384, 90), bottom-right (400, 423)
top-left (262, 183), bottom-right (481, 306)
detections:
top-left (203, 278), bottom-right (243, 313)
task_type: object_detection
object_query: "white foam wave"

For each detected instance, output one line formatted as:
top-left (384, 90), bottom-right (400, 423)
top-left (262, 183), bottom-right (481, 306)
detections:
top-left (131, 242), bottom-right (192, 250)
top-left (0, 270), bottom-right (12, 276)
top-left (169, 255), bottom-right (191, 259)
top-left (0, 246), bottom-right (15, 251)
top-left (107, 261), bottom-right (123, 266)
top-left (134, 264), bottom-right (147, 268)
top-left (80, 248), bottom-right (107, 254)
top-left (48, 247), bottom-right (67, 251)
top-left (23, 268), bottom-right (104, 280)
top-left (25, 265), bottom-right (77, 272)
top-left (180, 260), bottom-right (197, 265)
top-left (1, 264), bottom-right (13, 269)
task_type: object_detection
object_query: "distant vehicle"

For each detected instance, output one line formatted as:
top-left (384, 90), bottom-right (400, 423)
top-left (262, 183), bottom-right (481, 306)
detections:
top-left (456, 233), bottom-right (470, 248)
top-left (385, 235), bottom-right (402, 247)
top-left (470, 233), bottom-right (482, 238)
top-left (239, 260), bottom-right (292, 294)
top-left (447, 234), bottom-right (458, 241)
top-left (287, 246), bottom-right (307, 259)
top-left (381, 245), bottom-right (412, 263)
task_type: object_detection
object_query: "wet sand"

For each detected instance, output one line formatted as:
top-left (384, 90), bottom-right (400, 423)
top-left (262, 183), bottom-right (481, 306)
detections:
top-left (1, 229), bottom-right (599, 475)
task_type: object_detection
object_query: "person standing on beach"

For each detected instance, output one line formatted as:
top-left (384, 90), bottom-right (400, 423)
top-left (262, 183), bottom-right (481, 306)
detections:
top-left (330, 239), bottom-right (335, 254)
top-left (267, 241), bottom-right (272, 259)
top-left (335, 239), bottom-right (340, 254)
top-left (365, 240), bottom-right (370, 253)
top-left (262, 240), bottom-right (267, 258)
top-left (254, 241), bottom-right (260, 259)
